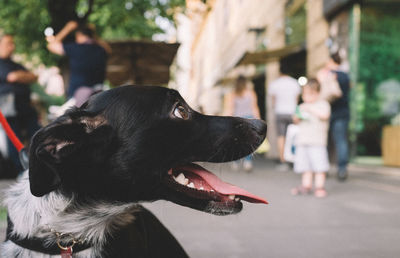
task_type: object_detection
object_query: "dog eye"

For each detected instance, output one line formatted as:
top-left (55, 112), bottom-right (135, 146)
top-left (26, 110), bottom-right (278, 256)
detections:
top-left (173, 105), bottom-right (189, 120)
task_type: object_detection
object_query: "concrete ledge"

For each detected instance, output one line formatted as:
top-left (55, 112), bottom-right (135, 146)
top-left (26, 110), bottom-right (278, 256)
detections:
top-left (348, 163), bottom-right (400, 177)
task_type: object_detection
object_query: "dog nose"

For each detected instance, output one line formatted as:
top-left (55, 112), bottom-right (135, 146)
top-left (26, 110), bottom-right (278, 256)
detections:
top-left (249, 119), bottom-right (267, 137)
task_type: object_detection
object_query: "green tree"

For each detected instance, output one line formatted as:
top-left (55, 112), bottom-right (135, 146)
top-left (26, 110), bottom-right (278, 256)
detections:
top-left (0, 0), bottom-right (184, 65)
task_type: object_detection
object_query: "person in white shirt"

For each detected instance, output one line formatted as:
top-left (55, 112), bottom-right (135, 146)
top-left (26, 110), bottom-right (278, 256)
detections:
top-left (268, 63), bottom-right (300, 167)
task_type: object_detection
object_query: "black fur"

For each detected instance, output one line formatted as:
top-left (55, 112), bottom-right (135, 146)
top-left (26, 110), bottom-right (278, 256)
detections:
top-left (24, 85), bottom-right (267, 257)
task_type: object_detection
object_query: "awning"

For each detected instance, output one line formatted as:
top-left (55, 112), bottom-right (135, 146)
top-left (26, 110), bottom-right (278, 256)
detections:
top-left (323, 0), bottom-right (354, 19)
top-left (106, 40), bottom-right (180, 86)
top-left (235, 43), bottom-right (305, 67)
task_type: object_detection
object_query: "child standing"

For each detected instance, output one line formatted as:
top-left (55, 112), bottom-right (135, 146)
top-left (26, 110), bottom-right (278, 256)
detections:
top-left (291, 79), bottom-right (331, 198)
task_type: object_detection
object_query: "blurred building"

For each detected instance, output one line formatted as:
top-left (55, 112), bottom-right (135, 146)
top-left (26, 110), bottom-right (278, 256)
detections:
top-left (174, 0), bottom-right (400, 163)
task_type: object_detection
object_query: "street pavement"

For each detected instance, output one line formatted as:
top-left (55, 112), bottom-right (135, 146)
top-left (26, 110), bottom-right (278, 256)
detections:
top-left (1, 157), bottom-right (399, 258)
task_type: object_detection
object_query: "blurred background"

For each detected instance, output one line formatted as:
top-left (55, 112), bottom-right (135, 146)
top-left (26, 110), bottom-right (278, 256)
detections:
top-left (172, 0), bottom-right (400, 165)
top-left (0, 1), bottom-right (399, 257)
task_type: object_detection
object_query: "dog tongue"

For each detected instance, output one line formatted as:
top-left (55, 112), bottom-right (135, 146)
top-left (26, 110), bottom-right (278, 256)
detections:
top-left (182, 165), bottom-right (268, 204)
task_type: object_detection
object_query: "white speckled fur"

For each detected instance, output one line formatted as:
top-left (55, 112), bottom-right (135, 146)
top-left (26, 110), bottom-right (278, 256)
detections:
top-left (1, 171), bottom-right (139, 257)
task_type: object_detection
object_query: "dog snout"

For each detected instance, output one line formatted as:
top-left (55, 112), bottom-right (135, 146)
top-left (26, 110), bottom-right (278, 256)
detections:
top-left (233, 118), bottom-right (267, 138)
top-left (234, 123), bottom-right (244, 129)
top-left (247, 119), bottom-right (267, 137)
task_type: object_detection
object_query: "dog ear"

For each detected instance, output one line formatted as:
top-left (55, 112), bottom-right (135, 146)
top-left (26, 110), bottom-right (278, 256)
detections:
top-left (29, 115), bottom-right (109, 197)
top-left (29, 133), bottom-right (64, 197)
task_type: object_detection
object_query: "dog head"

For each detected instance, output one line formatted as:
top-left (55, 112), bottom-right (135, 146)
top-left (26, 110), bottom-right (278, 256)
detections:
top-left (29, 86), bottom-right (267, 215)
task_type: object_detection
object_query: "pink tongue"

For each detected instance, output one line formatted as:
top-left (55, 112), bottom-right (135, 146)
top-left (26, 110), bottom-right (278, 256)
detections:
top-left (180, 165), bottom-right (268, 204)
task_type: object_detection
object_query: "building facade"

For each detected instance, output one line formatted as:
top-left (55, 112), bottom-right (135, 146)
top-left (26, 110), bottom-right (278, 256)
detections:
top-left (173, 0), bottom-right (400, 161)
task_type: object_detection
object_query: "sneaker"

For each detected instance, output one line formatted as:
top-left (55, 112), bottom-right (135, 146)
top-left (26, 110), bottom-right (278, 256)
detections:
top-left (337, 169), bottom-right (348, 182)
top-left (243, 160), bottom-right (253, 172)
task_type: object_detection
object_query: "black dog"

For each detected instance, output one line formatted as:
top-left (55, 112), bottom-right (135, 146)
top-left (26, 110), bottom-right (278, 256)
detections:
top-left (2, 85), bottom-right (267, 257)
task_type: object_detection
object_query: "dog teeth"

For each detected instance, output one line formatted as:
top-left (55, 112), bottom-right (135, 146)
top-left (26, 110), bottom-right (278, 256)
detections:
top-left (229, 195), bottom-right (240, 201)
top-left (173, 173), bottom-right (213, 192)
top-left (174, 173), bottom-right (189, 185)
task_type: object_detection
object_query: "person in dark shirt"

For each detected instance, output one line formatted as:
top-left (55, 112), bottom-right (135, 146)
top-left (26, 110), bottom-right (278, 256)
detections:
top-left (0, 34), bottom-right (40, 172)
top-left (324, 53), bottom-right (351, 181)
top-left (46, 21), bottom-right (111, 106)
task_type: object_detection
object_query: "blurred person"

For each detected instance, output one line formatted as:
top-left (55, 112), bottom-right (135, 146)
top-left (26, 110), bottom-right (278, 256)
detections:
top-left (291, 79), bottom-right (331, 198)
top-left (46, 20), bottom-right (111, 107)
top-left (0, 33), bottom-right (40, 173)
top-left (268, 63), bottom-right (301, 170)
top-left (224, 75), bottom-right (261, 171)
top-left (318, 53), bottom-right (350, 181)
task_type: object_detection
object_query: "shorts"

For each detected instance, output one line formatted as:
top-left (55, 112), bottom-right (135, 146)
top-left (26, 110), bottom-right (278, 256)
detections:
top-left (294, 145), bottom-right (330, 173)
top-left (276, 114), bottom-right (292, 136)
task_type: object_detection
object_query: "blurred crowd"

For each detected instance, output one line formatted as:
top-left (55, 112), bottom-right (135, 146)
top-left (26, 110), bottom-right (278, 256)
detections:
top-left (1, 18), bottom-right (350, 200)
top-left (0, 21), bottom-right (110, 177)
top-left (222, 53), bottom-right (350, 198)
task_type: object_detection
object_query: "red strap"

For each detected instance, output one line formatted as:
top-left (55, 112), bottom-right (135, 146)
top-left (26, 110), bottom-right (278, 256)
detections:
top-left (60, 247), bottom-right (73, 258)
top-left (0, 109), bottom-right (24, 152)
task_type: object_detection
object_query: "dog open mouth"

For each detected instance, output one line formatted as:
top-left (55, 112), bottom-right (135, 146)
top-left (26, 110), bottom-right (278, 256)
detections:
top-left (164, 163), bottom-right (268, 215)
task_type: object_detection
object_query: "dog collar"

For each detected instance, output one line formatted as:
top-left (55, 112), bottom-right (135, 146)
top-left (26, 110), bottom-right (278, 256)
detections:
top-left (6, 214), bottom-right (92, 255)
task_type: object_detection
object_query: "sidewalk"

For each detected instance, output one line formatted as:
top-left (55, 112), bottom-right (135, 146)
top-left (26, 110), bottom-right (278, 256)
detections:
top-left (1, 158), bottom-right (400, 257)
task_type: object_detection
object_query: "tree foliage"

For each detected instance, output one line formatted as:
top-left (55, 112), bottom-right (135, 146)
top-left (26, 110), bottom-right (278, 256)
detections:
top-left (0, 0), bottom-right (52, 64)
top-left (0, 0), bottom-right (185, 65)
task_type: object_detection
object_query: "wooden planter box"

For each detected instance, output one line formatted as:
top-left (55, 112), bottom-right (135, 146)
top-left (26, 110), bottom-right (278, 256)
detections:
top-left (382, 125), bottom-right (400, 167)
